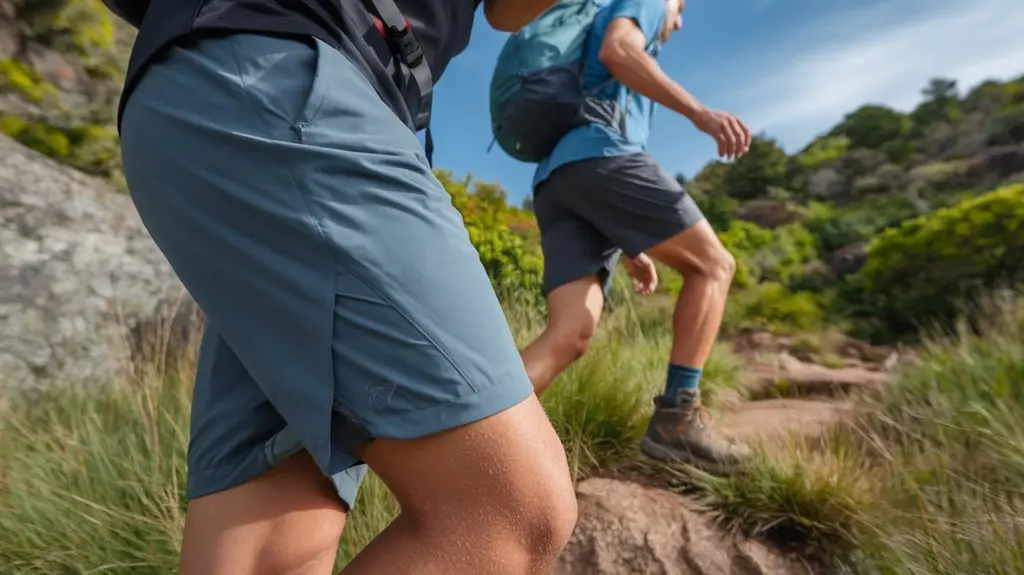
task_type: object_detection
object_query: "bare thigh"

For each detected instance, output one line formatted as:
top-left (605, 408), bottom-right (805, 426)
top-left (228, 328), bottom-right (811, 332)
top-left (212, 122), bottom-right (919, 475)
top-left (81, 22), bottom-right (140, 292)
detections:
top-left (645, 219), bottom-right (734, 276)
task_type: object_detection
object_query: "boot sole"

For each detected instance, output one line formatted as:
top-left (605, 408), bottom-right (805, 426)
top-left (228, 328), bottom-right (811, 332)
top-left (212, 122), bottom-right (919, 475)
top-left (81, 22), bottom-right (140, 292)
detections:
top-left (640, 437), bottom-right (742, 476)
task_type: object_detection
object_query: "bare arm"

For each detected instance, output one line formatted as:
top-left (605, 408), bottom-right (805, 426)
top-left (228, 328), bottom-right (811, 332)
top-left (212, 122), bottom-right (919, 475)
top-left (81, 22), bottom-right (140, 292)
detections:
top-left (483, 0), bottom-right (559, 32)
top-left (598, 17), bottom-right (704, 119)
top-left (598, 17), bottom-right (751, 157)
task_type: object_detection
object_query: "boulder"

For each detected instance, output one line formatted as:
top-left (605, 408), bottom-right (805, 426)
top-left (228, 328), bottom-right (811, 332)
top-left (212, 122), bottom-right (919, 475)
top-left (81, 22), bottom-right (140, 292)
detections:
top-left (0, 134), bottom-right (195, 396)
top-left (554, 478), bottom-right (809, 575)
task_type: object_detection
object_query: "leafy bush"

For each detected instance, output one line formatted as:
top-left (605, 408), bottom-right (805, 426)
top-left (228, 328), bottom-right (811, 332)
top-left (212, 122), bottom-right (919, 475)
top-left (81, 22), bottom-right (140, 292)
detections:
top-left (795, 135), bottom-right (849, 171)
top-left (803, 197), bottom-right (922, 254)
top-left (856, 183), bottom-right (1024, 334)
top-left (724, 281), bottom-right (824, 333)
top-left (987, 102), bottom-right (1024, 146)
top-left (722, 135), bottom-right (789, 201)
top-left (830, 105), bottom-right (910, 150)
top-left (719, 220), bottom-right (817, 288)
top-left (437, 171), bottom-right (545, 305)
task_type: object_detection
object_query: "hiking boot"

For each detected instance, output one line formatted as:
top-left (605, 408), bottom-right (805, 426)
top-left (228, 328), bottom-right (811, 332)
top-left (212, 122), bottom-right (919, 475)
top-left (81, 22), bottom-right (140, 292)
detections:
top-left (639, 389), bottom-right (752, 475)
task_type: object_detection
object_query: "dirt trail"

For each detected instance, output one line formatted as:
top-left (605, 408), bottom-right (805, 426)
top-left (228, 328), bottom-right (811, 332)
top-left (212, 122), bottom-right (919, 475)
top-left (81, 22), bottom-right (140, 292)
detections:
top-left (716, 349), bottom-right (891, 451)
top-left (556, 332), bottom-right (899, 575)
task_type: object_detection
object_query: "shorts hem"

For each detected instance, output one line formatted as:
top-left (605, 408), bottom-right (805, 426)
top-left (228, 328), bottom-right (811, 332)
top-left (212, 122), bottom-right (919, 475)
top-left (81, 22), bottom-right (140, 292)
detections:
top-left (620, 211), bottom-right (705, 259)
top-left (542, 261), bottom-right (616, 297)
top-left (186, 448), bottom-right (363, 510)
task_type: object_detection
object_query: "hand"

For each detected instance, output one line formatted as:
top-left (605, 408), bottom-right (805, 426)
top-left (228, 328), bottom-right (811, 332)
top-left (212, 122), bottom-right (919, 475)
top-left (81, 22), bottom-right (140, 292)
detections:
top-left (624, 253), bottom-right (658, 296)
top-left (691, 108), bottom-right (751, 159)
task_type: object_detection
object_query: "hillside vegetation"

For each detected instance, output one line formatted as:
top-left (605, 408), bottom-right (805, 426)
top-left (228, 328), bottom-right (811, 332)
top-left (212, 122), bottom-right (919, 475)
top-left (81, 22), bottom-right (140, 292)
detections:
top-left (2, 3), bottom-right (1024, 574)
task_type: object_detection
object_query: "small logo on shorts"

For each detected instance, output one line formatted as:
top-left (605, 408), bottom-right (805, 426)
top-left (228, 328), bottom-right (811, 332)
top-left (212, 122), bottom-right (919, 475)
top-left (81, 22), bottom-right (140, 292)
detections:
top-left (366, 381), bottom-right (399, 408)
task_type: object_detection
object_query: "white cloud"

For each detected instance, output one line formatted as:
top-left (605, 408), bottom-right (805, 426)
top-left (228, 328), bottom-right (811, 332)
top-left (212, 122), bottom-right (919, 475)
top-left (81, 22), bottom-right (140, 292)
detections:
top-left (733, 0), bottom-right (1024, 150)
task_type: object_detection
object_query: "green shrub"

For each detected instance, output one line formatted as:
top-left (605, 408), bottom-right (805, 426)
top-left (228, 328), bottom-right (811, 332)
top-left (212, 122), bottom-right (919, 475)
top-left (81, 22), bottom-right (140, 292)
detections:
top-left (987, 102), bottom-right (1024, 145)
top-left (692, 190), bottom-right (739, 230)
top-left (437, 171), bottom-right (545, 305)
top-left (724, 281), bottom-right (824, 333)
top-left (722, 135), bottom-right (790, 201)
top-left (830, 105), bottom-right (910, 150)
top-left (719, 220), bottom-right (817, 288)
top-left (804, 198), bottom-right (920, 254)
top-left (795, 135), bottom-right (849, 170)
top-left (857, 183), bottom-right (1024, 334)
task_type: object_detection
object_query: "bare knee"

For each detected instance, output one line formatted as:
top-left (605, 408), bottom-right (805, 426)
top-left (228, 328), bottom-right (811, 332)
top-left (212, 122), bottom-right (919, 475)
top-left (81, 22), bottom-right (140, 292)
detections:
top-left (518, 464), bottom-right (578, 562)
top-left (553, 317), bottom-right (597, 361)
top-left (703, 248), bottom-right (736, 285)
top-left (361, 396), bottom-right (578, 571)
top-left (399, 432), bottom-right (578, 566)
top-left (650, 220), bottom-right (737, 286)
top-left (542, 277), bottom-right (604, 363)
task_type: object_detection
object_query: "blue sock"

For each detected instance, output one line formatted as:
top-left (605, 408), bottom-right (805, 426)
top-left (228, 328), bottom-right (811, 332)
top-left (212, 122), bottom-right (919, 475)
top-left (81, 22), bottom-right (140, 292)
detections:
top-left (664, 363), bottom-right (702, 406)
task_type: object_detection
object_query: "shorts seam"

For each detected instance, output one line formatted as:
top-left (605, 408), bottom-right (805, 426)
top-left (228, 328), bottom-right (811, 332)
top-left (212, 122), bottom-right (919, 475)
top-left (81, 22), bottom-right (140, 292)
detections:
top-left (393, 368), bottom-right (521, 422)
top-left (334, 259), bottom-right (482, 396)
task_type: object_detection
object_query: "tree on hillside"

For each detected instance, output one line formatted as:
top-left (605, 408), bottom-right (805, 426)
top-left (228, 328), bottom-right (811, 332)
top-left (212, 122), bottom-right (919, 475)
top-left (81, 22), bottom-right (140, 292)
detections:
top-left (830, 105), bottom-right (910, 150)
top-left (910, 77), bottom-right (962, 136)
top-left (922, 77), bottom-right (958, 102)
top-left (722, 135), bottom-right (789, 201)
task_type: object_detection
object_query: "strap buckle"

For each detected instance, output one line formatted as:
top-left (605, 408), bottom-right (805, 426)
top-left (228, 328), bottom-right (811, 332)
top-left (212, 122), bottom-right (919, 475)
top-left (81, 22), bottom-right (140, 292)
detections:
top-left (384, 24), bottom-right (425, 69)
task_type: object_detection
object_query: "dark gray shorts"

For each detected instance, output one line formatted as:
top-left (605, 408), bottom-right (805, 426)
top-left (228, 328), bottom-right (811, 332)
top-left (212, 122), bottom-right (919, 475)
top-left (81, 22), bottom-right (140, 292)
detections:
top-left (533, 153), bottom-right (705, 295)
top-left (120, 34), bottom-right (533, 509)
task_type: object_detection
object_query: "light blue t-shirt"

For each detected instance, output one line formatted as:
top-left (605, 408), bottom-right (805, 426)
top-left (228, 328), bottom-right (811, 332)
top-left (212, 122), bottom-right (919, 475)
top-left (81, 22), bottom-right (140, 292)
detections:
top-left (532, 0), bottom-right (666, 188)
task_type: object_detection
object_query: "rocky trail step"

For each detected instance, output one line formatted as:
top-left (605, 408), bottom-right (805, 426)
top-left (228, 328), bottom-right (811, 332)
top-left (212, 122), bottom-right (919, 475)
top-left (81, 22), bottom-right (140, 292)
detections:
top-left (555, 353), bottom-right (892, 574)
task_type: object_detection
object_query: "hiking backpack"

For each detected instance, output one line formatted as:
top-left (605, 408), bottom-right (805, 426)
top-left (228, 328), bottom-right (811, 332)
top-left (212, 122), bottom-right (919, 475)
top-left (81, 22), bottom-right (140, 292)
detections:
top-left (488, 0), bottom-right (621, 163)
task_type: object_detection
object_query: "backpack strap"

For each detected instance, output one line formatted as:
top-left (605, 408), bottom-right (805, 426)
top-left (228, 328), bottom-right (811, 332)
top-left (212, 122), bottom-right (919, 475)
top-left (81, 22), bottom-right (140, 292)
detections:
top-left (368, 0), bottom-right (434, 134)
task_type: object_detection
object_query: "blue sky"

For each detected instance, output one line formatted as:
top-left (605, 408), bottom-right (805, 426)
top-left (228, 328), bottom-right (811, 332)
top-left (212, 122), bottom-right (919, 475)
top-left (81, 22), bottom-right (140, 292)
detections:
top-left (422, 0), bottom-right (1024, 206)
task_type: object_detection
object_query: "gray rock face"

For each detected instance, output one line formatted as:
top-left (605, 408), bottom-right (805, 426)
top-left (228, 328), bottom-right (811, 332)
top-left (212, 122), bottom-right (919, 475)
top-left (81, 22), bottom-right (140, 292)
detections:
top-left (0, 134), bottom-right (194, 395)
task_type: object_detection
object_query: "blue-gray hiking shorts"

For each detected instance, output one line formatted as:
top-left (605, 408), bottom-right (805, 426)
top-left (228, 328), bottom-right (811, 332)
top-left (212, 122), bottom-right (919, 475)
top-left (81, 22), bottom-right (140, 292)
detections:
top-left (533, 153), bottom-right (705, 295)
top-left (120, 33), bottom-right (534, 509)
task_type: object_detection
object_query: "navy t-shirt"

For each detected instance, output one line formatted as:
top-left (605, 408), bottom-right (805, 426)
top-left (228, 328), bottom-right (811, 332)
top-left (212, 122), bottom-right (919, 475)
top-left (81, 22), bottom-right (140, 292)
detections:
top-left (118, 0), bottom-right (482, 133)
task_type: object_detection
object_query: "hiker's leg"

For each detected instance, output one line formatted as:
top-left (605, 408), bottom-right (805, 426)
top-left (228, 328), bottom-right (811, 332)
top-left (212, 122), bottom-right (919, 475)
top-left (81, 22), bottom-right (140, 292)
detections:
top-left (177, 326), bottom-right (364, 574)
top-left (122, 33), bottom-right (575, 575)
top-left (520, 276), bottom-right (605, 395)
top-left (549, 154), bottom-right (749, 472)
top-left (343, 396), bottom-right (576, 574)
top-left (644, 218), bottom-right (736, 374)
top-left (519, 179), bottom-right (619, 395)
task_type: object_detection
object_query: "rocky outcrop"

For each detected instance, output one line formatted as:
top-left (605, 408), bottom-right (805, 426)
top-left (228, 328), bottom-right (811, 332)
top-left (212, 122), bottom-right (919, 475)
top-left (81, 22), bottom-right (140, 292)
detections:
top-left (736, 199), bottom-right (799, 229)
top-left (965, 144), bottom-right (1024, 187)
top-left (555, 478), bottom-right (809, 575)
top-left (0, 134), bottom-right (193, 395)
